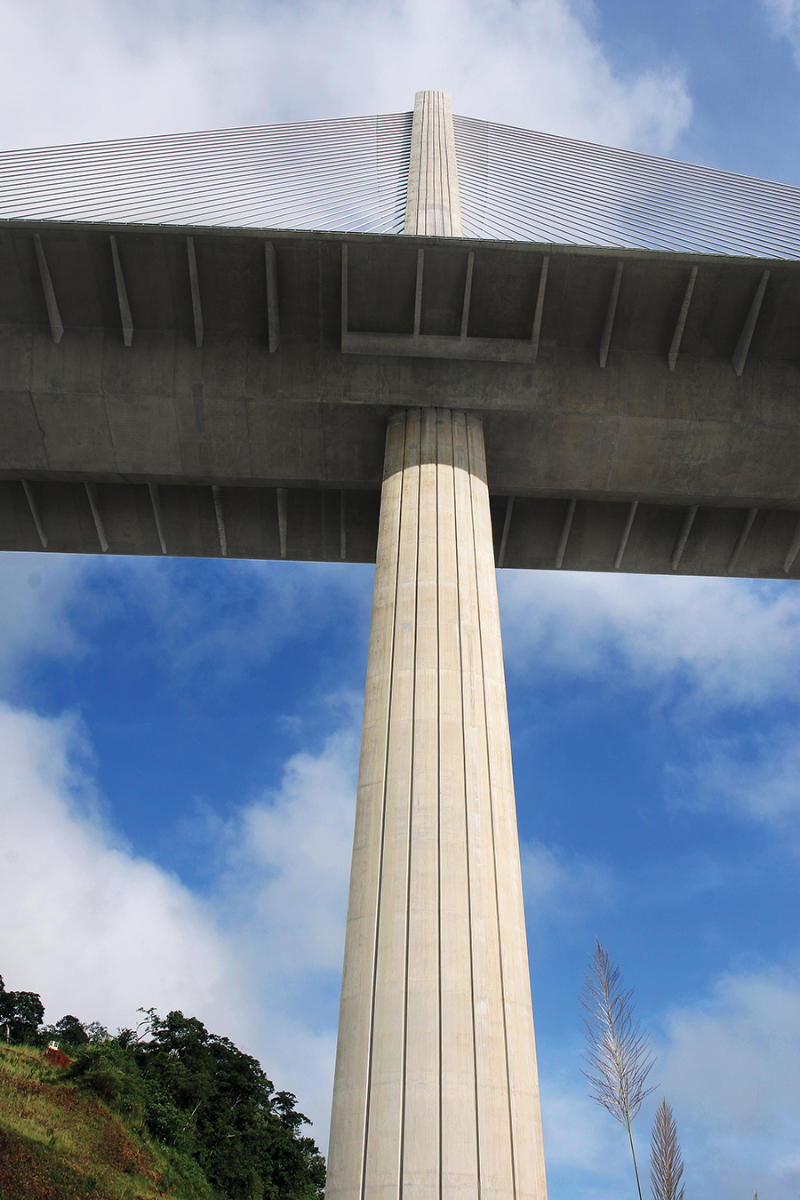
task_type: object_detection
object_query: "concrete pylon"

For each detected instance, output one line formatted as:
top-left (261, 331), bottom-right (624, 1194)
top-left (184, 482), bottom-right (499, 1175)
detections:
top-left (404, 90), bottom-right (462, 237)
top-left (327, 408), bottom-right (547, 1199)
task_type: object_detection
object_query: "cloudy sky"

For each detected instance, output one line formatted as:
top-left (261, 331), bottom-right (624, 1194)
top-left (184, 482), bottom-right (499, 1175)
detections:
top-left (1, 2), bottom-right (799, 1198)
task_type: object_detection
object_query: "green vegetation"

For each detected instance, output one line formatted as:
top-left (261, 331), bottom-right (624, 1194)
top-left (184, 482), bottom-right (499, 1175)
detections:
top-left (0, 973), bottom-right (325, 1200)
top-left (0, 1041), bottom-right (209, 1200)
top-left (0, 977), bottom-right (44, 1044)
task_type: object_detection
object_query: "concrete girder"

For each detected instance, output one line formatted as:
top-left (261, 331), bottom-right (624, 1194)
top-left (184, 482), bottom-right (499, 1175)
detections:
top-left (1, 223), bottom-right (799, 578)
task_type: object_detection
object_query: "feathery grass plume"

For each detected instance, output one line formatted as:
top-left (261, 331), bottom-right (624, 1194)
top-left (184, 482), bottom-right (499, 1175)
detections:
top-left (582, 938), bottom-right (655, 1200)
top-left (650, 1098), bottom-right (685, 1200)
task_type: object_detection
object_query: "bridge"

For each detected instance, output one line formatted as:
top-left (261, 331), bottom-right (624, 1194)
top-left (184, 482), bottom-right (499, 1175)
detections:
top-left (2, 93), bottom-right (800, 577)
top-left (1, 90), bottom-right (799, 1199)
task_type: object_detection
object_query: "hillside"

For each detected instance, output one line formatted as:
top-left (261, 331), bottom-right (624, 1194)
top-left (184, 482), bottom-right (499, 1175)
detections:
top-left (0, 1043), bottom-right (212, 1200)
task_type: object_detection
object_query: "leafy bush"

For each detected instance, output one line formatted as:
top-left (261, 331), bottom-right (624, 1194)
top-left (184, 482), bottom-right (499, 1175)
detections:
top-left (67, 1041), bottom-right (147, 1120)
top-left (0, 970), bottom-right (325, 1200)
top-left (156, 1143), bottom-right (217, 1200)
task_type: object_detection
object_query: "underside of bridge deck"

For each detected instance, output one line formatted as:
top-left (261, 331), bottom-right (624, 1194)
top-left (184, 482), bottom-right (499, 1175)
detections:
top-left (1, 222), bottom-right (799, 578)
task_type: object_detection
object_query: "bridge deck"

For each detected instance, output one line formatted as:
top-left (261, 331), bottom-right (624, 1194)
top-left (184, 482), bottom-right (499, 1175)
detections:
top-left (1, 223), bottom-right (799, 578)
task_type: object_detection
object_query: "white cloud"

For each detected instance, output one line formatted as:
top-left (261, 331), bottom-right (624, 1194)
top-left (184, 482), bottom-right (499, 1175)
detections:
top-left (0, 550), bottom-right (367, 1144)
top-left (0, 697), bottom-right (349, 1145)
top-left (0, 701), bottom-right (246, 1031)
top-left (521, 838), bottom-right (615, 923)
top-left (219, 705), bottom-right (360, 980)
top-left (0, 554), bottom-right (89, 689)
top-left (0, 0), bottom-right (690, 153)
top-left (659, 965), bottom-right (800, 1198)
top-left (89, 557), bottom-right (373, 685)
top-left (763, 0), bottom-right (800, 64)
top-left (671, 729), bottom-right (800, 846)
top-left (541, 1073), bottom-right (631, 1185)
top-left (499, 572), bottom-right (800, 709)
top-left (213, 704), bottom-right (362, 1136)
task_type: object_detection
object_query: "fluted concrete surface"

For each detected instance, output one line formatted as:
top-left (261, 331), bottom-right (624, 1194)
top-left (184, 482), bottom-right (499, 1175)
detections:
top-left (327, 408), bottom-right (547, 1200)
top-left (404, 91), bottom-right (462, 237)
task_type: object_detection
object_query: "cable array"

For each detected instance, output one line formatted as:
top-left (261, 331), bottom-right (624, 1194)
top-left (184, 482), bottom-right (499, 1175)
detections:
top-left (453, 115), bottom-right (800, 258)
top-left (0, 113), bottom-right (412, 233)
top-left (2, 107), bottom-right (799, 257)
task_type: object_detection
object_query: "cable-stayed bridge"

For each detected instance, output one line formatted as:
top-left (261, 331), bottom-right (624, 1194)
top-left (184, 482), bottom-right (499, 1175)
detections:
top-left (1, 95), bottom-right (799, 577)
top-left (1, 91), bottom-right (799, 1200)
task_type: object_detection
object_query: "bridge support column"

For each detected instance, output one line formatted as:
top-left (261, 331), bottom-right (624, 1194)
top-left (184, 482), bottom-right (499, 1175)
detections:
top-left (327, 408), bottom-right (547, 1199)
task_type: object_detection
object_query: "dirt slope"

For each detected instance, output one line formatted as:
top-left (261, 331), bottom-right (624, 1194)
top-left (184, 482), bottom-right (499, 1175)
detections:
top-left (0, 1045), bottom-right (203, 1200)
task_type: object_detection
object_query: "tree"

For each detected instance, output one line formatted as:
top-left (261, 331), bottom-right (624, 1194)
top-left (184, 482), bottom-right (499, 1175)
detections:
top-left (54, 1014), bottom-right (90, 1046)
top-left (581, 940), bottom-right (655, 1200)
top-left (650, 1098), bottom-right (685, 1200)
top-left (0, 973), bottom-right (45, 1043)
top-left (76, 1007), bottom-right (326, 1199)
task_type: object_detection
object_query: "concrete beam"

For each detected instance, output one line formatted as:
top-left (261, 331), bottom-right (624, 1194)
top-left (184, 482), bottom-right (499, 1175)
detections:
top-left (531, 253), bottom-right (549, 362)
top-left (555, 498), bottom-right (576, 568)
top-left (148, 483), bottom-right (168, 554)
top-left (413, 247), bottom-right (424, 334)
top-left (339, 490), bottom-right (346, 560)
top-left (109, 234), bottom-right (134, 347)
top-left (599, 260), bottom-right (623, 368)
top-left (84, 482), bottom-right (108, 552)
top-left (727, 506), bottom-right (758, 573)
top-left (340, 242), bottom-right (349, 342)
top-left (1, 479), bottom-right (798, 578)
top-left (668, 266), bottom-right (697, 370)
top-left (460, 251), bottom-right (474, 339)
top-left (785, 515), bottom-right (800, 574)
top-left (186, 236), bottom-right (204, 348)
top-left (671, 504), bottom-right (698, 571)
top-left (20, 480), bottom-right (47, 549)
top-left (265, 240), bottom-right (280, 352)
top-left (732, 270), bottom-right (769, 377)
top-left (614, 499), bottom-right (639, 569)
top-left (497, 495), bottom-right (514, 567)
top-left (211, 485), bottom-right (227, 556)
top-left (276, 487), bottom-right (288, 559)
top-left (342, 328), bottom-right (539, 363)
top-left (33, 235), bottom-right (64, 345)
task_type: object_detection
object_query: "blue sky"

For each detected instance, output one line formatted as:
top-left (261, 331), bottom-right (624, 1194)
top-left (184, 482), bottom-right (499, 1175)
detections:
top-left (1, 3), bottom-right (799, 1198)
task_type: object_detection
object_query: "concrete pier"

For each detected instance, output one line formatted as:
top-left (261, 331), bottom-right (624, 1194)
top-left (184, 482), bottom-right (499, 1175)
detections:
top-left (327, 408), bottom-right (547, 1199)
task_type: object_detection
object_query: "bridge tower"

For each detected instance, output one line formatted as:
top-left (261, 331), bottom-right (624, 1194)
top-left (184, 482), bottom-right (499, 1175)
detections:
top-left (326, 92), bottom-right (548, 1200)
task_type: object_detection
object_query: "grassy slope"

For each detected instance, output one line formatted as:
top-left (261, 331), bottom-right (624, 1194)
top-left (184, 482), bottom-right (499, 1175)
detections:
top-left (0, 1044), bottom-right (211, 1200)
